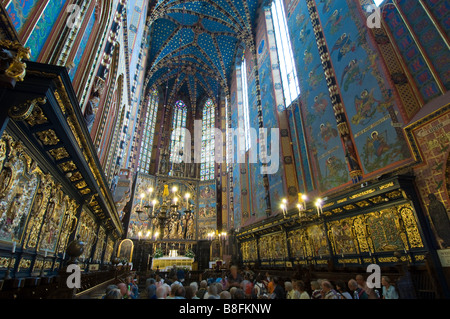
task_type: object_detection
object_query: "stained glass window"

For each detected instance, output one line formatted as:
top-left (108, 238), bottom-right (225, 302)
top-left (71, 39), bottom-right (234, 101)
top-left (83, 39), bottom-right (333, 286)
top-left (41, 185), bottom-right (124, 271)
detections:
top-left (271, 0), bottom-right (300, 107)
top-left (170, 100), bottom-right (187, 165)
top-left (138, 89), bottom-right (159, 174)
top-left (201, 99), bottom-right (215, 181)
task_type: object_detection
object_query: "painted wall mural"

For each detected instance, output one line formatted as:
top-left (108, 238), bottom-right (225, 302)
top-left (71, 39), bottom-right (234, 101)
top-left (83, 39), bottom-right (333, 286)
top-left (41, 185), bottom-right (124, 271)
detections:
top-left (287, 0), bottom-right (349, 192)
top-left (321, 0), bottom-right (411, 175)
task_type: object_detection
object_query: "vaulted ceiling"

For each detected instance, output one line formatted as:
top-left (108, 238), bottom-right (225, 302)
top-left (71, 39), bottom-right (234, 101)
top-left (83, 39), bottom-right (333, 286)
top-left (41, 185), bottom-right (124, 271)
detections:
top-left (144, 0), bottom-right (261, 112)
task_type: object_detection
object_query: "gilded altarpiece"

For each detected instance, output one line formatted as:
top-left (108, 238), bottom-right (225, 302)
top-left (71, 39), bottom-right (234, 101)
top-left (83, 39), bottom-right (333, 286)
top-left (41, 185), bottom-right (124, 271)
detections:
top-left (0, 134), bottom-right (40, 245)
top-left (75, 209), bottom-right (97, 262)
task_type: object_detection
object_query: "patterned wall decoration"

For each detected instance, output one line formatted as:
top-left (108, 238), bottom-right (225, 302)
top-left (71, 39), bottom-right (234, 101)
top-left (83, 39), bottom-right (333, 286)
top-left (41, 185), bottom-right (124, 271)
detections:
top-left (25, 0), bottom-right (66, 61)
top-left (257, 232), bottom-right (287, 260)
top-left (425, 0), bottom-right (450, 38)
top-left (69, 7), bottom-right (97, 81)
top-left (395, 0), bottom-right (449, 90)
top-left (5, 0), bottom-right (40, 34)
top-left (286, 0), bottom-right (349, 192)
top-left (383, 3), bottom-right (443, 103)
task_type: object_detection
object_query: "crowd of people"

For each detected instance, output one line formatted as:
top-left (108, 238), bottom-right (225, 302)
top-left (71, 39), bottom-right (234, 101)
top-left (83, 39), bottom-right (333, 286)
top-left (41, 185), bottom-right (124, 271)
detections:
top-left (102, 265), bottom-right (406, 300)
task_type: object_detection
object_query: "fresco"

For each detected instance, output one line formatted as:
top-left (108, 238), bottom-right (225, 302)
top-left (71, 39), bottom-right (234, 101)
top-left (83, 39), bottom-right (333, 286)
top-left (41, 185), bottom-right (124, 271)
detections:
top-left (287, 0), bottom-right (349, 192)
top-left (25, 0), bottom-right (66, 61)
top-left (318, 0), bottom-right (411, 175)
top-left (6, 0), bottom-right (40, 34)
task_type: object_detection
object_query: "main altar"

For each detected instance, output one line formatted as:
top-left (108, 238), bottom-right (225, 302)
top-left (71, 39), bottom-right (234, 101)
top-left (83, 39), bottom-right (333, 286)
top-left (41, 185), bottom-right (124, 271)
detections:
top-left (151, 250), bottom-right (195, 271)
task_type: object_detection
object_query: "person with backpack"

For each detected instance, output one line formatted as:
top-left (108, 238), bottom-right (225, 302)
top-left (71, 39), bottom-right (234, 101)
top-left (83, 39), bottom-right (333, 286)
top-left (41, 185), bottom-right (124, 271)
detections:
top-left (252, 274), bottom-right (268, 299)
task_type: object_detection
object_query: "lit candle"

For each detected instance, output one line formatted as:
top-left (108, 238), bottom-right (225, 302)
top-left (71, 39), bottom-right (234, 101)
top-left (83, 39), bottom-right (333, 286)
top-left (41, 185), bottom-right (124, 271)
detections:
top-left (152, 200), bottom-right (156, 213)
top-left (185, 193), bottom-right (190, 208)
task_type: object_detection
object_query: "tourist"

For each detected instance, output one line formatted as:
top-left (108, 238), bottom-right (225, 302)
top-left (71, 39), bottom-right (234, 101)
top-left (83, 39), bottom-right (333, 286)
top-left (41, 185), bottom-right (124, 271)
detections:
top-left (285, 281), bottom-right (297, 299)
top-left (242, 274), bottom-right (253, 298)
top-left (356, 274), bottom-right (379, 299)
top-left (174, 285), bottom-right (186, 299)
top-left (229, 287), bottom-right (237, 299)
top-left (146, 278), bottom-right (157, 299)
top-left (271, 277), bottom-right (285, 299)
top-left (227, 265), bottom-right (243, 289)
top-left (348, 279), bottom-right (368, 299)
top-left (117, 283), bottom-right (131, 299)
top-left (233, 288), bottom-right (245, 299)
top-left (184, 286), bottom-right (195, 299)
top-left (252, 274), bottom-right (267, 299)
top-left (167, 284), bottom-right (180, 299)
top-left (126, 276), bottom-right (139, 299)
top-left (190, 282), bottom-right (200, 299)
top-left (105, 288), bottom-right (122, 299)
top-left (335, 280), bottom-right (352, 299)
top-left (207, 283), bottom-right (220, 299)
top-left (382, 276), bottom-right (399, 299)
top-left (220, 291), bottom-right (232, 299)
top-left (196, 280), bottom-right (208, 299)
top-left (310, 281), bottom-right (322, 299)
top-left (155, 286), bottom-right (167, 299)
top-left (293, 280), bottom-right (309, 299)
top-left (321, 281), bottom-right (340, 299)
top-left (102, 285), bottom-right (119, 299)
top-left (265, 272), bottom-right (274, 294)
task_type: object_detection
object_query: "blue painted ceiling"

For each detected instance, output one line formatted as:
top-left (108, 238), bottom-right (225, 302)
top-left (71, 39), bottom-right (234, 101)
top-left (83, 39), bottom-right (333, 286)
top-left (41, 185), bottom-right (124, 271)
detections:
top-left (145, 0), bottom-right (261, 110)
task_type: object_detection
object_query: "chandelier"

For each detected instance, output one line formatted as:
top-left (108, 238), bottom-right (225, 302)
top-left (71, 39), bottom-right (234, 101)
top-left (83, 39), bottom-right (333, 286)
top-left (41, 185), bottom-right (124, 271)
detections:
top-left (135, 185), bottom-right (193, 239)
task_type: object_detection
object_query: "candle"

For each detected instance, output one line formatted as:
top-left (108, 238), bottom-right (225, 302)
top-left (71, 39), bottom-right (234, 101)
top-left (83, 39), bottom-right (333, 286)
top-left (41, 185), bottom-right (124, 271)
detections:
top-left (63, 252), bottom-right (66, 260)
top-left (12, 241), bottom-right (16, 254)
top-left (45, 250), bottom-right (47, 258)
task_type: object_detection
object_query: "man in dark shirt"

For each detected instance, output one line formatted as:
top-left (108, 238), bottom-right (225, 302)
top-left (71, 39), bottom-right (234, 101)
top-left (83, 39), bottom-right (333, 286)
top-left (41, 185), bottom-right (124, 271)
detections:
top-left (227, 265), bottom-right (243, 289)
top-left (271, 277), bottom-right (285, 299)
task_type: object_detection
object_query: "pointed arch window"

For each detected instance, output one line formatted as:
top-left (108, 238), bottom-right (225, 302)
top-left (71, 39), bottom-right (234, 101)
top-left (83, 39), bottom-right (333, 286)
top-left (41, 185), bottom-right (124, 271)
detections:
top-left (138, 89), bottom-right (159, 174)
top-left (271, 0), bottom-right (300, 107)
top-left (170, 100), bottom-right (187, 165)
top-left (201, 99), bottom-right (215, 181)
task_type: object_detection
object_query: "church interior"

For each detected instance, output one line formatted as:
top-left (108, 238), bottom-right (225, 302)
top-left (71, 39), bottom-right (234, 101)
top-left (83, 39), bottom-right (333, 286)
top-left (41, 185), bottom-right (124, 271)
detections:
top-left (0, 0), bottom-right (449, 300)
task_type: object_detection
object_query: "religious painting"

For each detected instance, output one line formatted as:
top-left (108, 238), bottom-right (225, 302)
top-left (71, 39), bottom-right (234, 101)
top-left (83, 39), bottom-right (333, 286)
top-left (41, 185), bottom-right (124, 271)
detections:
top-left (38, 193), bottom-right (70, 253)
top-left (287, 229), bottom-right (307, 259)
top-left (328, 218), bottom-right (358, 255)
top-left (118, 239), bottom-right (134, 263)
top-left (317, 0), bottom-right (412, 176)
top-left (75, 209), bottom-right (97, 261)
top-left (365, 209), bottom-right (404, 252)
top-left (307, 224), bottom-right (330, 257)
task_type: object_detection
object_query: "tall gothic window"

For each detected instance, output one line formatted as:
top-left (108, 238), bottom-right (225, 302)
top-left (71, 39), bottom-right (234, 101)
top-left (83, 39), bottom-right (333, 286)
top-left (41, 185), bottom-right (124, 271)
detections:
top-left (271, 0), bottom-right (300, 107)
top-left (170, 100), bottom-right (187, 165)
top-left (201, 99), bottom-right (215, 181)
top-left (240, 58), bottom-right (251, 151)
top-left (138, 89), bottom-right (159, 174)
